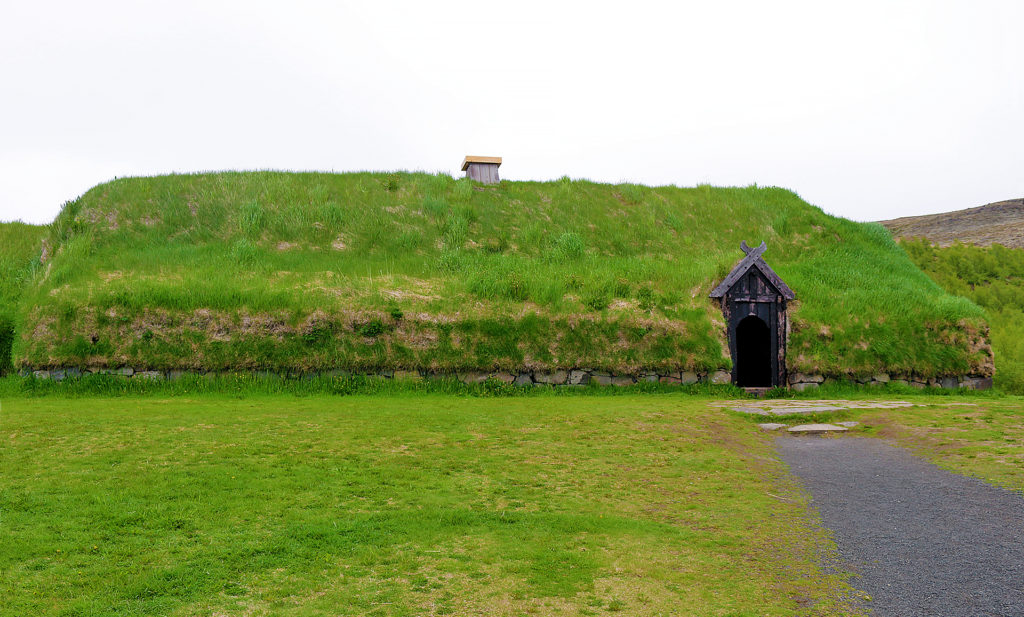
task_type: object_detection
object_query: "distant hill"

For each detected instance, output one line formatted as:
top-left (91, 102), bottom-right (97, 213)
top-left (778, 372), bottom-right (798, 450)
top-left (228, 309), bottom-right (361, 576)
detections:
top-left (0, 172), bottom-right (992, 380)
top-left (881, 198), bottom-right (1024, 248)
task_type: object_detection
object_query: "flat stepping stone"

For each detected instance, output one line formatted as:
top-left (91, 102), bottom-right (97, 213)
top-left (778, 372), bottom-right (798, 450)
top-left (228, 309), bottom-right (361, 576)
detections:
top-left (787, 423), bottom-right (849, 435)
top-left (757, 423), bottom-right (787, 431)
top-left (732, 405), bottom-right (845, 416)
top-left (773, 405), bottom-right (845, 414)
top-left (716, 400), bottom-right (925, 417)
top-left (732, 406), bottom-right (770, 415)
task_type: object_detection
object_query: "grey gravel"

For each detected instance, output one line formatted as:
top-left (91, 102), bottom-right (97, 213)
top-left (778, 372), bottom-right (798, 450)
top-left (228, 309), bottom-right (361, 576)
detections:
top-left (776, 437), bottom-right (1024, 616)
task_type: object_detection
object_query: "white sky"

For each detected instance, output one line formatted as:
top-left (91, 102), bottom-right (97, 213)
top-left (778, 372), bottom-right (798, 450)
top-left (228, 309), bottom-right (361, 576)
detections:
top-left (2, 0), bottom-right (1022, 225)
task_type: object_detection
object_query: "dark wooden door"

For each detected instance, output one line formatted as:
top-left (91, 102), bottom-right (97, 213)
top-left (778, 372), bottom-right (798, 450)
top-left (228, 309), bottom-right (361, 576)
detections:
top-left (725, 270), bottom-right (784, 387)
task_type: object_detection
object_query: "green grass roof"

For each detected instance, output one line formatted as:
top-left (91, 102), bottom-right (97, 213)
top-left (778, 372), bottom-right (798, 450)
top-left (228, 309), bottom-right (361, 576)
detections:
top-left (0, 221), bottom-right (48, 373)
top-left (6, 171), bottom-right (992, 377)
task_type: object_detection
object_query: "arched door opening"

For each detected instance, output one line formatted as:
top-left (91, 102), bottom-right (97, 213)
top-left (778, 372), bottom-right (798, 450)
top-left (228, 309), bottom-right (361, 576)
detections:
top-left (736, 315), bottom-right (772, 387)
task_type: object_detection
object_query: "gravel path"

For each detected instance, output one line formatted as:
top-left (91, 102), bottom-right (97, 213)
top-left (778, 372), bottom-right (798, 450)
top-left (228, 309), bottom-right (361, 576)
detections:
top-left (775, 437), bottom-right (1024, 617)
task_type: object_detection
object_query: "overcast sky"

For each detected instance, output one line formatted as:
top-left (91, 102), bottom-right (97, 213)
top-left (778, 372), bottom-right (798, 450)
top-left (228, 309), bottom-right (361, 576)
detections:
top-left (2, 0), bottom-right (1022, 225)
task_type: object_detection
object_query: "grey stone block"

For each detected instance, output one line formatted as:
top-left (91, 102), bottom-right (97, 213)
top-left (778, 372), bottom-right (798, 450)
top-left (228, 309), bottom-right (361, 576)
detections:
top-left (534, 370), bottom-right (568, 385)
top-left (680, 371), bottom-right (700, 385)
top-left (709, 370), bottom-right (731, 384)
top-left (568, 370), bottom-right (590, 385)
top-left (514, 372), bottom-right (533, 386)
top-left (962, 376), bottom-right (993, 390)
top-left (790, 372), bottom-right (824, 384)
top-left (611, 374), bottom-right (635, 386)
top-left (590, 372), bottom-right (612, 386)
top-left (98, 367), bottom-right (134, 377)
top-left (792, 382), bottom-right (819, 392)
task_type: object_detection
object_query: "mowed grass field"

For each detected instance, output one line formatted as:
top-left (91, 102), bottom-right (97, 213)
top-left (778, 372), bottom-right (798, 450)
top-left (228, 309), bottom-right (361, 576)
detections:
top-left (2, 394), bottom-right (857, 617)
top-left (857, 399), bottom-right (1024, 492)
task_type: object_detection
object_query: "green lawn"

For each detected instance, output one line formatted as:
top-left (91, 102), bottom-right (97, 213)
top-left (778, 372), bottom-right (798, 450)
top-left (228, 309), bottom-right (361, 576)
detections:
top-left (1, 393), bottom-right (856, 616)
top-left (857, 398), bottom-right (1024, 492)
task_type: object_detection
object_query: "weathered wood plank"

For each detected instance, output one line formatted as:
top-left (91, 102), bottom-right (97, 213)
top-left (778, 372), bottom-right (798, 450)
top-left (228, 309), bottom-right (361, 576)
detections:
top-left (465, 162), bottom-right (500, 184)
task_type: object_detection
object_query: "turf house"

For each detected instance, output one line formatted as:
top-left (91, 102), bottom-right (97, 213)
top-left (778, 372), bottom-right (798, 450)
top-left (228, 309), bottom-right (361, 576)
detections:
top-left (3, 170), bottom-right (994, 390)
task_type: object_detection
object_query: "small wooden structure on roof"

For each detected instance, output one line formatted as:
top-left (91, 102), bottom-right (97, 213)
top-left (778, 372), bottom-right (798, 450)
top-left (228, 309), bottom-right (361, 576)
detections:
top-left (710, 241), bottom-right (795, 388)
top-left (462, 156), bottom-right (501, 184)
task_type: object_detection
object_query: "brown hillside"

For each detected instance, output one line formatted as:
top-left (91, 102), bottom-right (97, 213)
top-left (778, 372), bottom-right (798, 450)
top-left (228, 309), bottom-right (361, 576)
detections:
top-left (880, 198), bottom-right (1024, 247)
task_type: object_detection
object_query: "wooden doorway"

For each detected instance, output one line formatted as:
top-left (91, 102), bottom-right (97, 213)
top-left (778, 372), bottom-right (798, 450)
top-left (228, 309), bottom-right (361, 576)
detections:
top-left (710, 242), bottom-right (795, 388)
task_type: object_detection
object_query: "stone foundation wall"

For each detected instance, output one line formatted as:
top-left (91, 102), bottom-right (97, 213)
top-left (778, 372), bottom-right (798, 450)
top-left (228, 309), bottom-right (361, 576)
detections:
top-left (788, 372), bottom-right (993, 391)
top-left (19, 367), bottom-right (732, 386)
top-left (17, 367), bottom-right (993, 390)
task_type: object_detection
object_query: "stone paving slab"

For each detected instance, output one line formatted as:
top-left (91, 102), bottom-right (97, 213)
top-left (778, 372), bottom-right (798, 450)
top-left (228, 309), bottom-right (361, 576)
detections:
top-left (787, 423), bottom-right (849, 435)
top-left (710, 399), bottom-right (960, 417)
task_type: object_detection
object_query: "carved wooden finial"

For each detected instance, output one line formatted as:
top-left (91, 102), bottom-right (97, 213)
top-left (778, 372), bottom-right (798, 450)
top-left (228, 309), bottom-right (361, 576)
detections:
top-left (740, 241), bottom-right (767, 257)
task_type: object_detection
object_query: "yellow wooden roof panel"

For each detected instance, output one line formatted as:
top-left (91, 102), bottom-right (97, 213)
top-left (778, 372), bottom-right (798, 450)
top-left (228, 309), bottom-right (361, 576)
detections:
top-left (461, 156), bottom-right (502, 170)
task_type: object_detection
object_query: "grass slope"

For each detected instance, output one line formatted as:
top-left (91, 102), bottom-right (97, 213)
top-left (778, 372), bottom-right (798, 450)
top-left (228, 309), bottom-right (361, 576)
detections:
top-left (11, 171), bottom-right (989, 378)
top-left (881, 198), bottom-right (1024, 248)
top-left (0, 222), bottom-right (47, 374)
top-left (1, 394), bottom-right (857, 616)
top-left (901, 239), bottom-right (1024, 392)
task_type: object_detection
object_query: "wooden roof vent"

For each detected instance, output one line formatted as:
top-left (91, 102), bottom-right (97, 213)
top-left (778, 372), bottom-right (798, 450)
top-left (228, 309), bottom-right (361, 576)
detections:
top-left (461, 155), bottom-right (502, 184)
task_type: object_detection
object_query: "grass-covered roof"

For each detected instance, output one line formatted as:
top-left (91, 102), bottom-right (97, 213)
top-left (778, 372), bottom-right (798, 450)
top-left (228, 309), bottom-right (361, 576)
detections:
top-left (6, 171), bottom-right (992, 377)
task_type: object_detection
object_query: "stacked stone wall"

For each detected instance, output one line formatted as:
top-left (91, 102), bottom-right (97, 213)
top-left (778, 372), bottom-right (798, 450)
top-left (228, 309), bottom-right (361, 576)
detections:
top-left (19, 367), bottom-right (993, 390)
top-left (788, 372), bottom-right (992, 391)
